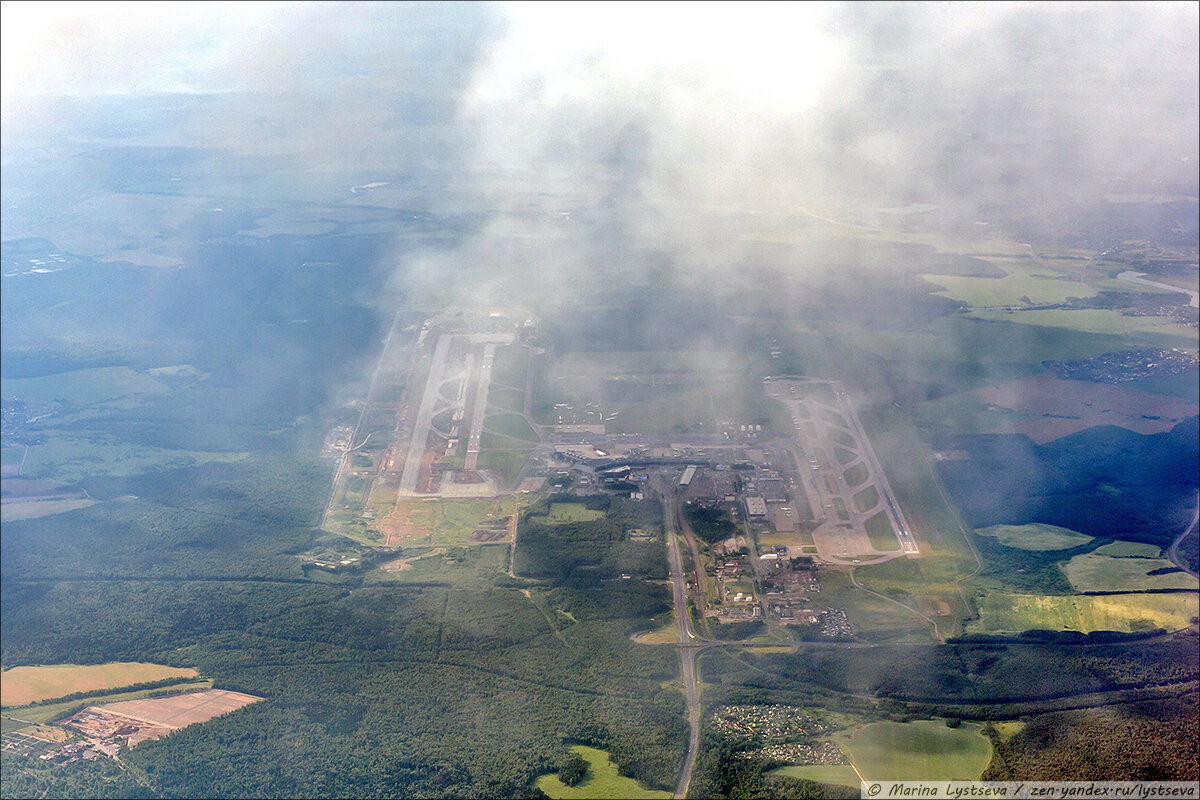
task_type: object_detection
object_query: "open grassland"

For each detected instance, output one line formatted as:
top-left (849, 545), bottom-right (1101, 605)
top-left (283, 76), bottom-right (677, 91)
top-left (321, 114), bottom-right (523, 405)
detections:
top-left (841, 720), bottom-right (992, 781)
top-left (916, 392), bottom-right (1029, 437)
top-left (478, 448), bottom-right (533, 488)
top-left (769, 764), bottom-right (861, 789)
top-left (386, 497), bottom-right (512, 546)
top-left (487, 386), bottom-right (526, 413)
top-left (490, 345), bottom-right (530, 390)
top-left (2, 663), bottom-right (199, 707)
top-left (966, 592), bottom-right (1200, 634)
top-left (1060, 554), bottom-right (1199, 593)
top-left (975, 523), bottom-right (1092, 551)
top-left (1, 447), bottom-right (23, 467)
top-left (967, 308), bottom-right (1198, 351)
top-left (547, 503), bottom-right (606, 523)
top-left (483, 412), bottom-right (539, 442)
top-left (1, 498), bottom-right (96, 522)
top-left (843, 463), bottom-right (869, 488)
top-left (924, 260), bottom-right (1096, 308)
top-left (534, 745), bottom-right (671, 799)
top-left (1093, 541), bottom-right (1162, 557)
top-left (864, 511), bottom-right (899, 551)
top-left (821, 571), bottom-right (932, 638)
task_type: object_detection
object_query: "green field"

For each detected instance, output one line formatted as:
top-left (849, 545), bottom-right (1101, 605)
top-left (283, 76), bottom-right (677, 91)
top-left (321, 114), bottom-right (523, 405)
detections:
top-left (842, 720), bottom-right (992, 781)
top-left (387, 497), bottom-right (515, 546)
top-left (827, 429), bottom-right (856, 448)
top-left (487, 386), bottom-right (526, 413)
top-left (974, 523), bottom-right (1092, 551)
top-left (852, 486), bottom-right (879, 513)
top-left (546, 503), bottom-right (606, 523)
top-left (1060, 554), bottom-right (1198, 593)
top-left (967, 308), bottom-right (1198, 351)
top-left (915, 392), bottom-right (1028, 435)
top-left (477, 448), bottom-right (533, 488)
top-left (834, 447), bottom-right (857, 465)
top-left (1, 446), bottom-right (23, 467)
top-left (1093, 541), bottom-right (1162, 557)
top-left (490, 345), bottom-right (530, 390)
top-left (864, 511), bottom-right (899, 551)
top-left (925, 261), bottom-right (1095, 308)
top-left (2, 662), bottom-right (200, 707)
top-left (966, 592), bottom-right (1200, 634)
top-left (482, 412), bottom-right (539, 442)
top-left (769, 764), bottom-right (860, 789)
top-left (534, 745), bottom-right (671, 799)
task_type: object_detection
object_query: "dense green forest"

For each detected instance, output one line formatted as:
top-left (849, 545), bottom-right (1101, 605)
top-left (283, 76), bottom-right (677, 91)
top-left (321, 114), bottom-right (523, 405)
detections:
top-left (2, 465), bottom-right (686, 797)
top-left (938, 417), bottom-right (1199, 545)
top-left (984, 695), bottom-right (1198, 780)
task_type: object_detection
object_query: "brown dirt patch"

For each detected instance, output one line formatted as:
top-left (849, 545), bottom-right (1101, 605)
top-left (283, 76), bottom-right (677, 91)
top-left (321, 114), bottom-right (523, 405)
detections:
top-left (971, 375), bottom-right (1198, 443)
top-left (469, 528), bottom-right (508, 543)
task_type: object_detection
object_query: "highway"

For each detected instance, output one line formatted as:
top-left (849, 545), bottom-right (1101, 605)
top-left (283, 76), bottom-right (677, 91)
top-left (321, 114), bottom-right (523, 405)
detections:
top-left (1167, 491), bottom-right (1200, 579)
top-left (661, 485), bottom-right (700, 800)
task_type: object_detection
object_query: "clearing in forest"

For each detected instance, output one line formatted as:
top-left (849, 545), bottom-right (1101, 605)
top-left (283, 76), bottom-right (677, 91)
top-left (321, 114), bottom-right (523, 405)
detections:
top-left (840, 720), bottom-right (992, 781)
top-left (1, 663), bottom-right (199, 707)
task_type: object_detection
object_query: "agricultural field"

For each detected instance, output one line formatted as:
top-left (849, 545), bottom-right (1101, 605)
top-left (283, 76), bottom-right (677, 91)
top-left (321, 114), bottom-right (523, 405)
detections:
top-left (974, 523), bottom-right (1092, 551)
top-left (1093, 541), bottom-right (1162, 557)
top-left (839, 720), bottom-right (992, 781)
top-left (4, 680), bottom-right (214, 725)
top-left (768, 764), bottom-right (861, 790)
top-left (1059, 553), bottom-right (1199, 593)
top-left (923, 259), bottom-right (1096, 308)
top-left (1, 662), bottom-right (199, 707)
top-left (534, 746), bottom-right (671, 800)
top-left (967, 308), bottom-right (1197, 351)
top-left (966, 375), bottom-right (1199, 442)
top-left (966, 592), bottom-right (1200, 634)
top-left (1, 498), bottom-right (96, 522)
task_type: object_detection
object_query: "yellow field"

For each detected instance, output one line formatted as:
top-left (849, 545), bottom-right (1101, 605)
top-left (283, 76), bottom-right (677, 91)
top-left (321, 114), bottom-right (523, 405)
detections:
top-left (0, 498), bottom-right (95, 522)
top-left (966, 592), bottom-right (1200, 635)
top-left (1, 662), bottom-right (198, 707)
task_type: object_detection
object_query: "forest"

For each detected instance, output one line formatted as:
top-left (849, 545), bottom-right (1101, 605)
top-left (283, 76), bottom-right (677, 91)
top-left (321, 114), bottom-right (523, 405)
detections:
top-left (938, 416), bottom-right (1200, 545)
top-left (1, 465), bottom-right (687, 798)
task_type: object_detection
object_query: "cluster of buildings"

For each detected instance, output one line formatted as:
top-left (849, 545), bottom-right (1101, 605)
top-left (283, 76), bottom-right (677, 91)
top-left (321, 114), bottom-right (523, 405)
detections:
top-left (38, 739), bottom-right (121, 764)
top-left (1044, 347), bottom-right (1198, 383)
top-left (741, 740), bottom-right (848, 766)
top-left (711, 704), bottom-right (837, 740)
